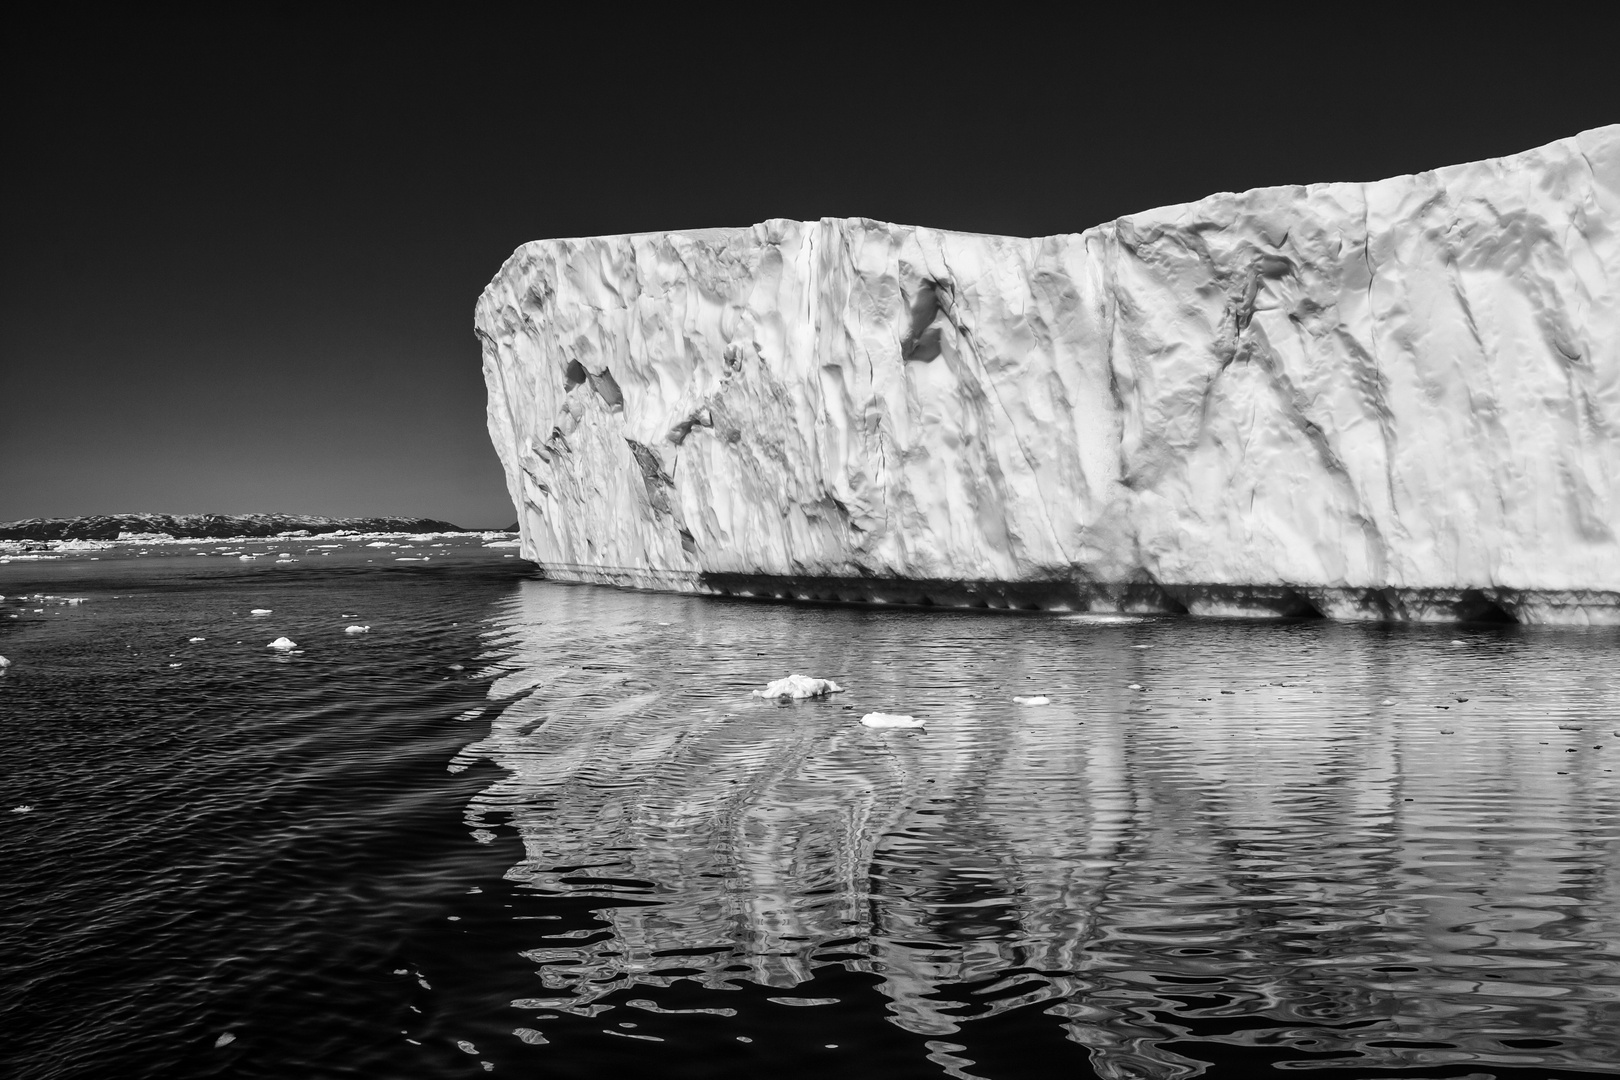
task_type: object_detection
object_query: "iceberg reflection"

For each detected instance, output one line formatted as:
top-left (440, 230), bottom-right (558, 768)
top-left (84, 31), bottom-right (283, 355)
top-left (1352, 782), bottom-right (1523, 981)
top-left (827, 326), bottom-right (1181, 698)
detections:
top-left (461, 580), bottom-right (1620, 1077)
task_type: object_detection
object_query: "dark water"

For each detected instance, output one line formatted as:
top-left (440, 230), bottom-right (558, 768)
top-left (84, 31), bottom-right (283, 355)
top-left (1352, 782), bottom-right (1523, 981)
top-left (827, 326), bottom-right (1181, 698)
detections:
top-left (4, 540), bottom-right (1620, 1079)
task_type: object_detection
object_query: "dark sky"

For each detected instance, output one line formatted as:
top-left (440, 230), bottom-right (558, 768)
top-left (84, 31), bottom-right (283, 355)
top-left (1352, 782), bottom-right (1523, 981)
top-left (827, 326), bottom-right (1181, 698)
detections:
top-left (4, 11), bottom-right (1615, 529)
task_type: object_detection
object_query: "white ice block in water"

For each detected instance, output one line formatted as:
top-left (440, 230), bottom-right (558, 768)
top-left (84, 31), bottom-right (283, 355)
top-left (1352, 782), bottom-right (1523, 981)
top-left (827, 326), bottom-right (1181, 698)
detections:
top-left (267, 637), bottom-right (298, 651)
top-left (1013, 696), bottom-right (1051, 705)
top-left (752, 674), bottom-right (843, 700)
top-left (250, 609), bottom-right (272, 616)
top-left (477, 126), bottom-right (1620, 625)
top-left (344, 625), bottom-right (370, 634)
top-left (860, 712), bottom-right (924, 728)
top-left (0, 655), bottom-right (10, 670)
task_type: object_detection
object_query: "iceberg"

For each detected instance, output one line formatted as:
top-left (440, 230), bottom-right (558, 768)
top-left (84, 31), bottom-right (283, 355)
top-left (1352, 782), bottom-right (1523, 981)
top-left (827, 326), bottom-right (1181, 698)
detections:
top-left (477, 126), bottom-right (1620, 625)
top-left (860, 712), bottom-right (924, 728)
top-left (751, 674), bottom-right (844, 700)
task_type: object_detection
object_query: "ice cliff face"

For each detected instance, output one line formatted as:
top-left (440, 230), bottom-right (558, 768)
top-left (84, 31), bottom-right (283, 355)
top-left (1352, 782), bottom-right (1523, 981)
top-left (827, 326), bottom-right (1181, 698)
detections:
top-left (476, 126), bottom-right (1620, 623)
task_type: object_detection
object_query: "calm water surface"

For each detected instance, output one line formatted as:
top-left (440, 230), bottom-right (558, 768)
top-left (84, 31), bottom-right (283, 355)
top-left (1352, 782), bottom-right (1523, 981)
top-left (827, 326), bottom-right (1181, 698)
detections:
top-left (3, 539), bottom-right (1619, 1078)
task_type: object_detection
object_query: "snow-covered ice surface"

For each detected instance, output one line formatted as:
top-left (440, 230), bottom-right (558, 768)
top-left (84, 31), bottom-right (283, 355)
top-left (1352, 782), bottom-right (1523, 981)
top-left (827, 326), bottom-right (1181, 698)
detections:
top-left (858, 712), bottom-right (923, 728)
top-left (751, 674), bottom-right (843, 700)
top-left (477, 126), bottom-right (1620, 625)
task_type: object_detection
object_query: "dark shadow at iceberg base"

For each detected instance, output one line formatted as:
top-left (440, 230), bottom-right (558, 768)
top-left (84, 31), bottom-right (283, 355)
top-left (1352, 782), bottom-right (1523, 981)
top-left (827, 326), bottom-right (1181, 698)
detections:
top-left (527, 562), bottom-right (1620, 625)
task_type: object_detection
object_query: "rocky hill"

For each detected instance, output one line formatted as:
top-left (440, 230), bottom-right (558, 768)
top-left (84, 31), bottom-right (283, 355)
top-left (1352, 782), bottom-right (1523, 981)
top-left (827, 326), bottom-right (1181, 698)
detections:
top-left (0, 514), bottom-right (466, 541)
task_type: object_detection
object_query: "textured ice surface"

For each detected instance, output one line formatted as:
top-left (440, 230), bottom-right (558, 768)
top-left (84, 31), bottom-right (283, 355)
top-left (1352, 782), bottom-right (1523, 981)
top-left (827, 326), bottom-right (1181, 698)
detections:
top-left (751, 674), bottom-right (844, 700)
top-left (477, 126), bottom-right (1620, 624)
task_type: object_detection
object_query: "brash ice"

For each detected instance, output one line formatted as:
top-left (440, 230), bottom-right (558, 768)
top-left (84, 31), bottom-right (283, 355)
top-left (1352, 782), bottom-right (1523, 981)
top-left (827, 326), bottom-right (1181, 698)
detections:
top-left (475, 126), bottom-right (1620, 624)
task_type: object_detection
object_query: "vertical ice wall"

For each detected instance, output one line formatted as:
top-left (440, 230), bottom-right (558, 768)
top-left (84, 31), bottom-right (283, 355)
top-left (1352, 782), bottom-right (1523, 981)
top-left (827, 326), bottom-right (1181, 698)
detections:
top-left (476, 126), bottom-right (1620, 623)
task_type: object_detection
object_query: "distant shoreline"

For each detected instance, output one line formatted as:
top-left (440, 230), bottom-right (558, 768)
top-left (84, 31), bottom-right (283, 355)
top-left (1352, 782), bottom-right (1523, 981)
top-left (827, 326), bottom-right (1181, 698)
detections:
top-left (0, 513), bottom-right (509, 541)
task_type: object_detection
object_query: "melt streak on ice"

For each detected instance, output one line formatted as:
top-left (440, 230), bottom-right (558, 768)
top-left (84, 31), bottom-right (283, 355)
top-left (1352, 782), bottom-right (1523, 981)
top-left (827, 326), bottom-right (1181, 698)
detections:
top-left (476, 126), bottom-right (1620, 624)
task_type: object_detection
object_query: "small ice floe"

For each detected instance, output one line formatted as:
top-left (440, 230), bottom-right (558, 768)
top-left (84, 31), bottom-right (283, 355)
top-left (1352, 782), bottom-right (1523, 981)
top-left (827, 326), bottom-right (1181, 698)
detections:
top-left (1013, 695), bottom-right (1051, 705)
top-left (250, 609), bottom-right (272, 616)
top-left (860, 712), bottom-right (924, 728)
top-left (189, 637), bottom-right (206, 643)
top-left (238, 555), bottom-right (256, 561)
top-left (168, 663), bottom-right (182, 668)
top-left (0, 655), bottom-right (10, 671)
top-left (1126, 683), bottom-right (1144, 692)
top-left (1450, 639), bottom-right (1466, 645)
top-left (267, 637), bottom-right (298, 651)
top-left (12, 805), bottom-right (32, 813)
top-left (752, 674), bottom-right (844, 700)
top-left (214, 1032), bottom-right (236, 1048)
top-left (395, 557), bottom-right (424, 562)
top-left (344, 625), bottom-right (370, 634)
top-left (1380, 698), bottom-right (1396, 706)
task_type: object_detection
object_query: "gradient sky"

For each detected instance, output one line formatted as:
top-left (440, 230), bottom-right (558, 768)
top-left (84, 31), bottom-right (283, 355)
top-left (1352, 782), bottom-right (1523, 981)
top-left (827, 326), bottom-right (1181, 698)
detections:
top-left (4, 12), bottom-right (1615, 529)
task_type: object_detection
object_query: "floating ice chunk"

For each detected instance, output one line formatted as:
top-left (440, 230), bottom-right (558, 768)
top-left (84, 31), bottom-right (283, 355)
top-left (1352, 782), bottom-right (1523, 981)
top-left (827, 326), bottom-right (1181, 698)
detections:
top-left (250, 609), bottom-right (272, 616)
top-left (189, 637), bottom-right (206, 642)
top-left (860, 712), bottom-right (924, 728)
top-left (0, 655), bottom-right (9, 670)
top-left (1126, 683), bottom-right (1144, 691)
top-left (752, 674), bottom-right (844, 700)
top-left (11, 805), bottom-right (31, 813)
top-left (267, 637), bottom-right (298, 651)
top-left (345, 625), bottom-right (370, 634)
top-left (238, 555), bottom-right (256, 560)
top-left (1381, 698), bottom-right (1396, 706)
top-left (365, 541), bottom-right (393, 548)
top-left (1013, 695), bottom-right (1051, 705)
top-left (168, 663), bottom-right (182, 668)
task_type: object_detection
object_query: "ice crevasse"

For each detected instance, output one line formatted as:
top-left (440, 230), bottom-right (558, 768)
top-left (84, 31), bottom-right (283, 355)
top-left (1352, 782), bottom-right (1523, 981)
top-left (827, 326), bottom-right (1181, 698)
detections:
top-left (476, 125), bottom-right (1620, 624)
